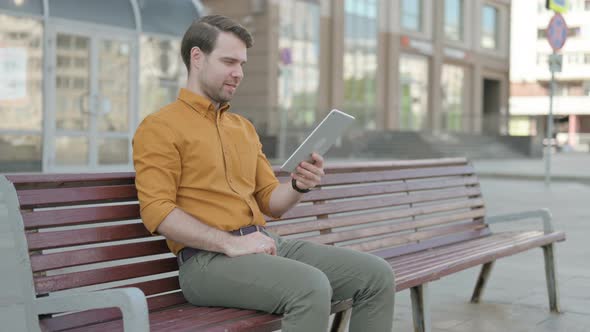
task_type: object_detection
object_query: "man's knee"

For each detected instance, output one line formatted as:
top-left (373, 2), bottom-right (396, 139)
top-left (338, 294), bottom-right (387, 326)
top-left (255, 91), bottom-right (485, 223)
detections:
top-left (300, 267), bottom-right (333, 301)
top-left (366, 255), bottom-right (396, 292)
top-left (288, 266), bottom-right (332, 312)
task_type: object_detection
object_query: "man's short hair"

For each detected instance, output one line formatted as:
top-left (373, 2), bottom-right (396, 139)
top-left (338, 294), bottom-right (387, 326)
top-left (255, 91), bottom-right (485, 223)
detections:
top-left (181, 15), bottom-right (254, 72)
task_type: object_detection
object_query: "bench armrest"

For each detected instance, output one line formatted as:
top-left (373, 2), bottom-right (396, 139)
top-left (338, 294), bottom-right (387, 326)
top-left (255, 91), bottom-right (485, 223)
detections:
top-left (34, 288), bottom-right (149, 331)
top-left (485, 208), bottom-right (554, 234)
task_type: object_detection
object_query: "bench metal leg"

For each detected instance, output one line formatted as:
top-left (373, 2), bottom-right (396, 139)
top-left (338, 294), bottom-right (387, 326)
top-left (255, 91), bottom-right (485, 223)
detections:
top-left (330, 307), bottom-right (352, 332)
top-left (470, 261), bottom-right (495, 303)
top-left (542, 243), bottom-right (561, 313)
top-left (410, 283), bottom-right (431, 332)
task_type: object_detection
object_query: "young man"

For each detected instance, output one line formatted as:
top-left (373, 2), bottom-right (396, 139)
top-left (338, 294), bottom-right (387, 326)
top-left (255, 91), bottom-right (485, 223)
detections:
top-left (133, 15), bottom-right (395, 332)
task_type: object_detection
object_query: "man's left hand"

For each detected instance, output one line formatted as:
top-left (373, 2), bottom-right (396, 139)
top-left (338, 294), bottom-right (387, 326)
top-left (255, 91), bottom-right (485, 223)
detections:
top-left (291, 153), bottom-right (325, 191)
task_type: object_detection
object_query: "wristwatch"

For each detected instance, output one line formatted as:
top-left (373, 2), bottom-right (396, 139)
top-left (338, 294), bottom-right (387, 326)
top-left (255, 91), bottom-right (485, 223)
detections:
top-left (291, 178), bottom-right (311, 193)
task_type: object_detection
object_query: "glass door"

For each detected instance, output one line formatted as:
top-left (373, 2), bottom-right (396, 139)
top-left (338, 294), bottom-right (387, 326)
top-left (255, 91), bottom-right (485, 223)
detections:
top-left (45, 23), bottom-right (136, 172)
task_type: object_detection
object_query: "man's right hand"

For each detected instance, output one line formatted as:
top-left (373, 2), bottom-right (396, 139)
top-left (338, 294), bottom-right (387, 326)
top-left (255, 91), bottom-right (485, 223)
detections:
top-left (223, 231), bottom-right (277, 257)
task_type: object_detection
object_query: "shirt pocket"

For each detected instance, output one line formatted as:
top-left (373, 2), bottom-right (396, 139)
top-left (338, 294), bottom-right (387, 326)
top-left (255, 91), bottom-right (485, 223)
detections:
top-left (233, 142), bottom-right (257, 185)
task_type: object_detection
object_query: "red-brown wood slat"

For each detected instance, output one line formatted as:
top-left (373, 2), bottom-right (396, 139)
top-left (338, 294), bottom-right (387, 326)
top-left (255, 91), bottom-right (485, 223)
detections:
top-left (22, 204), bottom-right (140, 230)
top-left (30, 239), bottom-right (169, 272)
top-left (34, 257), bottom-right (178, 294)
top-left (318, 165), bottom-right (475, 186)
top-left (372, 228), bottom-right (492, 260)
top-left (7, 172), bottom-right (135, 187)
top-left (17, 184), bottom-right (138, 209)
top-left (392, 232), bottom-right (545, 277)
top-left (343, 222), bottom-right (488, 252)
top-left (269, 197), bottom-right (485, 236)
top-left (40, 292), bottom-right (190, 332)
top-left (272, 158), bottom-right (469, 174)
top-left (300, 208), bottom-right (486, 245)
top-left (392, 231), bottom-right (566, 291)
top-left (389, 231), bottom-right (544, 269)
top-left (58, 299), bottom-right (354, 332)
top-left (298, 175), bottom-right (479, 203)
top-left (199, 299), bottom-right (353, 332)
top-left (26, 223), bottom-right (151, 251)
top-left (275, 187), bottom-right (481, 221)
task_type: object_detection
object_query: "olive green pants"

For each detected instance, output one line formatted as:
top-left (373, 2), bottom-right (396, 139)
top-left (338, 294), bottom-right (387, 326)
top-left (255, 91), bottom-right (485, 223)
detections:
top-left (178, 230), bottom-right (395, 332)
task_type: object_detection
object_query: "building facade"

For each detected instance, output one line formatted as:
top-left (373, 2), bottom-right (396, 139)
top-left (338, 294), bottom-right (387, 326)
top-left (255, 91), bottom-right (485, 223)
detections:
top-left (0, 0), bottom-right (511, 173)
top-left (202, 0), bottom-right (512, 161)
top-left (510, 0), bottom-right (590, 151)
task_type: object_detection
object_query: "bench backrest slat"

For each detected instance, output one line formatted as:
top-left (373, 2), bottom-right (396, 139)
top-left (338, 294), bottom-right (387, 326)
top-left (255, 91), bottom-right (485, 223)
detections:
top-left (34, 257), bottom-right (178, 294)
top-left (269, 197), bottom-right (485, 236)
top-left (22, 204), bottom-right (140, 230)
top-left (26, 223), bottom-right (150, 251)
top-left (30, 239), bottom-right (169, 272)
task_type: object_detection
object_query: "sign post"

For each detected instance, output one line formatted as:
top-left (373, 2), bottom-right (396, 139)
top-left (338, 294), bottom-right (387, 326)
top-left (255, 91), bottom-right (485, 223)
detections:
top-left (545, 13), bottom-right (567, 187)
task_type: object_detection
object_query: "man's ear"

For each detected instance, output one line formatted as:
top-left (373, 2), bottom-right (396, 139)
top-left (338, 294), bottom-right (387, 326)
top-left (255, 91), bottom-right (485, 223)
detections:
top-left (190, 46), bottom-right (203, 71)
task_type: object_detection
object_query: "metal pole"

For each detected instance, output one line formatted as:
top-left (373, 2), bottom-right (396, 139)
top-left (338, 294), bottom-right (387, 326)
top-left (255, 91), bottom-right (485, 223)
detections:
top-left (545, 52), bottom-right (556, 188)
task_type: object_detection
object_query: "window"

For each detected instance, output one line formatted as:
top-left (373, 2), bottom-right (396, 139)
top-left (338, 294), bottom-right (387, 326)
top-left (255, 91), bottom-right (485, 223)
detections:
top-left (481, 5), bottom-right (499, 49)
top-left (343, 0), bottom-right (379, 129)
top-left (441, 64), bottom-right (465, 132)
top-left (566, 53), bottom-right (584, 65)
top-left (399, 54), bottom-right (428, 131)
top-left (444, 0), bottom-right (463, 42)
top-left (0, 14), bottom-right (44, 172)
top-left (278, 0), bottom-right (321, 129)
top-left (401, 0), bottom-right (422, 32)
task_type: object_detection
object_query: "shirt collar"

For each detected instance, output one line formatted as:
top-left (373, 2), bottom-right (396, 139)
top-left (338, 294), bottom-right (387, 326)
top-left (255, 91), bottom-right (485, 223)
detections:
top-left (177, 88), bottom-right (231, 119)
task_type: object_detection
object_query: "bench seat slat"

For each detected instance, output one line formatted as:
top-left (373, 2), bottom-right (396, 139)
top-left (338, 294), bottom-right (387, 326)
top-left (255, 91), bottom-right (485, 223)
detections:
top-left (26, 223), bottom-right (151, 251)
top-left (60, 299), bottom-right (353, 332)
top-left (390, 231), bottom-right (542, 268)
top-left (40, 292), bottom-right (189, 331)
top-left (22, 204), bottom-right (140, 230)
top-left (371, 228), bottom-right (492, 259)
top-left (269, 197), bottom-right (485, 235)
top-left (30, 239), bottom-right (169, 272)
top-left (393, 232), bottom-right (545, 276)
top-left (199, 300), bottom-right (355, 332)
top-left (392, 231), bottom-right (566, 291)
top-left (34, 257), bottom-right (178, 294)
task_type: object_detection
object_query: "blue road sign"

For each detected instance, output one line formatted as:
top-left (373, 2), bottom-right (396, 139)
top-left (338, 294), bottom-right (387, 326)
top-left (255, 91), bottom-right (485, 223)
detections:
top-left (547, 13), bottom-right (568, 51)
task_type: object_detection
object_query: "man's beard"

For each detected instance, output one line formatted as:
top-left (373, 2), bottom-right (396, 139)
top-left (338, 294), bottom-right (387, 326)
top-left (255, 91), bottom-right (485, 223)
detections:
top-left (200, 76), bottom-right (232, 104)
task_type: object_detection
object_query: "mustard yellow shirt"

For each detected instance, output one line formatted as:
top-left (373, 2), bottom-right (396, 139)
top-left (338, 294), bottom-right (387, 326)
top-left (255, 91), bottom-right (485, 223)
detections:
top-left (133, 88), bottom-right (280, 255)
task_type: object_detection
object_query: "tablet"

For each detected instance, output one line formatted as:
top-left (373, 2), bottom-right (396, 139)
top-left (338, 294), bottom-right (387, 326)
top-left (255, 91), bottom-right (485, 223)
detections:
top-left (280, 109), bottom-right (355, 173)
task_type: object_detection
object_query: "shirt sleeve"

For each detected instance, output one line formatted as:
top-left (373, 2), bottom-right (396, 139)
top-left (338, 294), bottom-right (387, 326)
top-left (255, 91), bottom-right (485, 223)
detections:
top-left (251, 128), bottom-right (281, 218)
top-left (132, 116), bottom-right (181, 234)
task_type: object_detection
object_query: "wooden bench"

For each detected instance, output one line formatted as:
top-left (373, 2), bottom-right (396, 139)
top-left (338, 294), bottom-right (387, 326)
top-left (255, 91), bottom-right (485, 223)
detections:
top-left (1, 158), bottom-right (565, 332)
